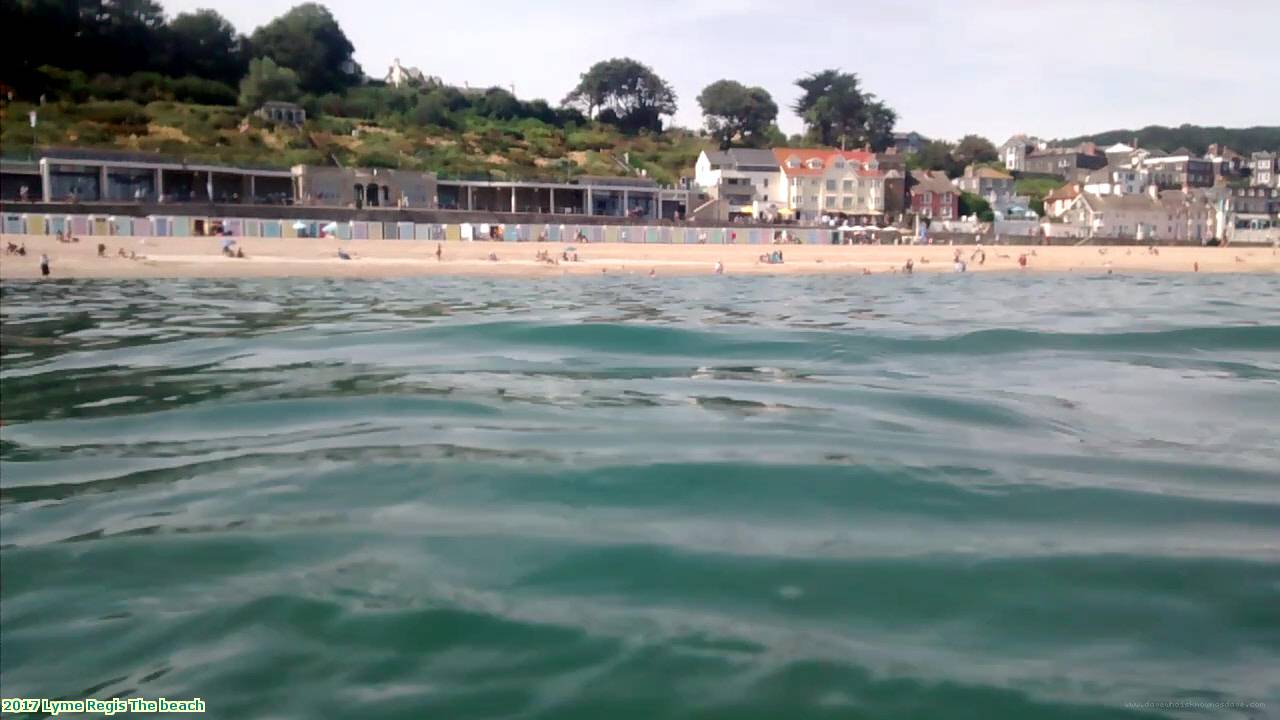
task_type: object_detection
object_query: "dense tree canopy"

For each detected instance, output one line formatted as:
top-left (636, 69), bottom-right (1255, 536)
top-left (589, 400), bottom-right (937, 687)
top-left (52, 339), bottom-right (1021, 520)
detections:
top-left (793, 69), bottom-right (896, 151)
top-left (239, 57), bottom-right (301, 108)
top-left (696, 80), bottom-right (778, 149)
top-left (164, 10), bottom-right (247, 86)
top-left (249, 3), bottom-right (359, 94)
top-left (952, 134), bottom-right (998, 166)
top-left (563, 58), bottom-right (677, 133)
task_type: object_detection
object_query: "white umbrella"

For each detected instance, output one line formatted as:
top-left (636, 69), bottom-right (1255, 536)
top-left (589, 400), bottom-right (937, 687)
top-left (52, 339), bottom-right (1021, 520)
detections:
top-left (292, 221), bottom-right (307, 230)
top-left (322, 222), bottom-right (339, 233)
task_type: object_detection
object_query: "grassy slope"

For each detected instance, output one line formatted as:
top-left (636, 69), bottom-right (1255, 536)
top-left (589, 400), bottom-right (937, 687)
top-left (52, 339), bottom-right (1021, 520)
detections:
top-left (1, 99), bottom-right (710, 185)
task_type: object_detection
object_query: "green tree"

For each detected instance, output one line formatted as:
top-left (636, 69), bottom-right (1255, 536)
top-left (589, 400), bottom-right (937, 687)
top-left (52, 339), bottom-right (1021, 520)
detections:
top-left (239, 56), bottom-right (301, 108)
top-left (911, 140), bottom-right (956, 174)
top-left (249, 3), bottom-right (359, 94)
top-left (696, 79), bottom-right (778, 149)
top-left (164, 9), bottom-right (247, 85)
top-left (563, 58), bottom-right (677, 133)
top-left (959, 192), bottom-right (994, 222)
top-left (793, 69), bottom-right (895, 149)
top-left (952, 134), bottom-right (998, 166)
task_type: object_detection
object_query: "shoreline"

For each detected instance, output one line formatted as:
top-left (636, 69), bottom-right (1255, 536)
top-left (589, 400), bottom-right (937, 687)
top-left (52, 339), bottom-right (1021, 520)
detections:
top-left (2, 235), bottom-right (1277, 280)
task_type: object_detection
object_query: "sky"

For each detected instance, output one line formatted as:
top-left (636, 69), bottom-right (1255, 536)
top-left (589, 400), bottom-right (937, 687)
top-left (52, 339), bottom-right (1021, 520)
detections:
top-left (167, 0), bottom-right (1280, 143)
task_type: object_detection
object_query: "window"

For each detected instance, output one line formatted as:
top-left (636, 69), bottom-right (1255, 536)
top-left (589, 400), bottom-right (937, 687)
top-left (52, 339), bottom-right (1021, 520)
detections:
top-left (810, 195), bottom-right (818, 205)
top-left (807, 158), bottom-right (823, 169)
top-left (842, 180), bottom-right (854, 192)
top-left (825, 180), bottom-right (836, 192)
top-left (842, 196), bottom-right (853, 209)
top-left (825, 196), bottom-right (835, 208)
top-left (763, 179), bottom-right (768, 188)
top-left (787, 156), bottom-right (800, 168)
top-left (924, 191), bottom-right (933, 203)
top-left (833, 159), bottom-right (845, 168)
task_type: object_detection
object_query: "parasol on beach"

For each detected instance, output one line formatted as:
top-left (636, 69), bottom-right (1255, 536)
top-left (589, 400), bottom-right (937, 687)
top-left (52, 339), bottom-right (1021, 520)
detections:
top-left (292, 221), bottom-right (307, 230)
top-left (322, 222), bottom-right (339, 233)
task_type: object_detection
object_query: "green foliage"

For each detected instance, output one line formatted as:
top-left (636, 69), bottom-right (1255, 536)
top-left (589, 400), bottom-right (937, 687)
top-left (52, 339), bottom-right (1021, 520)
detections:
top-left (163, 9), bottom-right (247, 85)
top-left (696, 79), bottom-right (778, 149)
top-left (793, 69), bottom-right (896, 151)
top-left (952, 134), bottom-right (998, 166)
top-left (959, 192), bottom-right (995, 222)
top-left (1014, 176), bottom-right (1064, 201)
top-left (239, 57), bottom-right (301, 108)
top-left (563, 58), bottom-right (677, 133)
top-left (249, 3), bottom-right (359, 94)
top-left (1057, 124), bottom-right (1280, 156)
top-left (910, 140), bottom-right (962, 177)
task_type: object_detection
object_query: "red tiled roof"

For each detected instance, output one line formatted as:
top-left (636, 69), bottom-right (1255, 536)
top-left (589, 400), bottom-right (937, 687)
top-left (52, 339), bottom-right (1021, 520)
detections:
top-left (773, 148), bottom-right (880, 177)
top-left (1044, 183), bottom-right (1080, 202)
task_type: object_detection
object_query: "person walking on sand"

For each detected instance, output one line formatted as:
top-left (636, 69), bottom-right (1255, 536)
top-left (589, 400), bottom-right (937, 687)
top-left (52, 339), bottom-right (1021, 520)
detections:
top-left (714, 260), bottom-right (724, 275)
top-left (436, 243), bottom-right (443, 262)
top-left (39, 253), bottom-right (50, 277)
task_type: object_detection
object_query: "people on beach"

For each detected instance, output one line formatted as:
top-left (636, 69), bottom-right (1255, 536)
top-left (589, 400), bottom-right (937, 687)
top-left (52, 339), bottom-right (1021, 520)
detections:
top-left (488, 252), bottom-right (499, 262)
top-left (904, 258), bottom-right (914, 274)
top-left (436, 243), bottom-right (443, 261)
top-left (649, 268), bottom-right (656, 277)
top-left (97, 243), bottom-right (106, 257)
top-left (222, 237), bottom-right (236, 257)
top-left (40, 253), bottom-right (50, 277)
top-left (1018, 254), bottom-right (1028, 268)
top-left (337, 249), bottom-right (352, 260)
top-left (16, 243), bottom-right (26, 256)
top-left (714, 260), bottom-right (724, 275)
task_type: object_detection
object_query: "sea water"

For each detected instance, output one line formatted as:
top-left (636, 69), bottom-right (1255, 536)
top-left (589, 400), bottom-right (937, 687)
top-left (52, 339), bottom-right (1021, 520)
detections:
top-left (1, 273), bottom-right (1278, 719)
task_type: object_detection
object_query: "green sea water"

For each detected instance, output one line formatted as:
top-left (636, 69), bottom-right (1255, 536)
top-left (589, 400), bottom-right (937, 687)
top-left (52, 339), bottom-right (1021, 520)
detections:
top-left (1, 273), bottom-right (1278, 719)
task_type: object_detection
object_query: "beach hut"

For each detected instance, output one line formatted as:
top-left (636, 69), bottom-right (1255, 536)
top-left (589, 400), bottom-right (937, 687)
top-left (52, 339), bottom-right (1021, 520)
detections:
top-left (445, 224), bottom-right (461, 241)
top-left (335, 222), bottom-right (351, 241)
top-left (242, 219), bottom-right (260, 238)
top-left (3, 213), bottom-right (26, 234)
top-left (224, 218), bottom-right (243, 237)
top-left (149, 216), bottom-right (169, 237)
top-left (45, 215), bottom-right (66, 237)
top-left (352, 221), bottom-right (369, 240)
top-left (368, 222), bottom-right (383, 240)
top-left (261, 220), bottom-right (281, 238)
top-left (413, 223), bottom-right (432, 240)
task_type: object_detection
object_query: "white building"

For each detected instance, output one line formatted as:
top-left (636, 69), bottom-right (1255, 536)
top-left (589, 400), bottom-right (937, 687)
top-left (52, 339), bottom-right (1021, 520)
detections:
top-left (1081, 165), bottom-right (1150, 196)
top-left (999, 134), bottom-right (1045, 172)
top-left (694, 148), bottom-right (785, 218)
top-left (774, 148), bottom-right (885, 222)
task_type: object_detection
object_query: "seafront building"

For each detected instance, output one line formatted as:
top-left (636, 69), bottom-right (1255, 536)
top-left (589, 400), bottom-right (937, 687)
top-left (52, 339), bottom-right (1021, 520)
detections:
top-left (6, 149), bottom-right (692, 221)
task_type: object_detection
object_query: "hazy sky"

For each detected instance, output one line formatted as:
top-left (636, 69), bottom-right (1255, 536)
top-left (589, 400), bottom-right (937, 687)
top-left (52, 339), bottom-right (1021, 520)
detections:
top-left (168, 0), bottom-right (1279, 143)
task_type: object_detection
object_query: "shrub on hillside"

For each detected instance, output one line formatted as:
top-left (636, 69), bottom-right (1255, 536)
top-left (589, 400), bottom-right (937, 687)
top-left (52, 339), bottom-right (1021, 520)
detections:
top-left (79, 100), bottom-right (149, 128)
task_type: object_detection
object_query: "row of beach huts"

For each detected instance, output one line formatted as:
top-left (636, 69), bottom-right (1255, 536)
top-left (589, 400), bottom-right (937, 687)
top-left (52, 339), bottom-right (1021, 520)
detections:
top-left (1, 212), bottom-right (839, 244)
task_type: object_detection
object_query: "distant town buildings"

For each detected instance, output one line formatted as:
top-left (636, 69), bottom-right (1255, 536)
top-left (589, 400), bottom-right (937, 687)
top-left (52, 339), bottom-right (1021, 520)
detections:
top-left (908, 170), bottom-right (959, 220)
top-left (956, 165), bottom-right (1017, 209)
top-left (1022, 144), bottom-right (1107, 180)
top-left (891, 131), bottom-right (929, 155)
top-left (998, 134), bottom-right (1045, 172)
top-left (1250, 151), bottom-right (1278, 188)
top-left (384, 58), bottom-right (436, 88)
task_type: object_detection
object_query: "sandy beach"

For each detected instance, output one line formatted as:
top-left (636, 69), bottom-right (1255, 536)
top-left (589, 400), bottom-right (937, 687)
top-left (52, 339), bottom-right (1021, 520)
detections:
top-left (2, 234), bottom-right (1277, 280)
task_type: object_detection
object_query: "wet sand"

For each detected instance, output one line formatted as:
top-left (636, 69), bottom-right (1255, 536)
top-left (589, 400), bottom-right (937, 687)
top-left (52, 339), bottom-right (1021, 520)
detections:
top-left (2, 235), bottom-right (1277, 280)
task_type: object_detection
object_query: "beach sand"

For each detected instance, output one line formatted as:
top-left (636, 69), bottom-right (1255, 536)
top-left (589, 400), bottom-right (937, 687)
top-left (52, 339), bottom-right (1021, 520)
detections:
top-left (2, 234), bottom-right (1277, 280)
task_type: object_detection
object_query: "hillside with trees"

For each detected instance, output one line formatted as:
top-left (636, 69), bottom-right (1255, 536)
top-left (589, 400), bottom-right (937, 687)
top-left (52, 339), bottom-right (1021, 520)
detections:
top-left (1056, 125), bottom-right (1280, 155)
top-left (0, 1), bottom-right (906, 186)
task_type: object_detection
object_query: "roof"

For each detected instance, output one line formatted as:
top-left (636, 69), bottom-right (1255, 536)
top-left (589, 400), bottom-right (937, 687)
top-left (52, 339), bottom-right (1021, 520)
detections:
top-left (1083, 167), bottom-right (1113, 184)
top-left (702, 150), bottom-right (730, 166)
top-left (1078, 192), bottom-right (1162, 213)
top-left (970, 165), bottom-right (1013, 179)
top-left (909, 170), bottom-right (956, 194)
top-left (260, 100), bottom-right (303, 109)
top-left (1044, 183), bottom-right (1080, 202)
top-left (773, 148), bottom-right (881, 177)
top-left (726, 148), bottom-right (780, 169)
top-left (1105, 143), bottom-right (1134, 153)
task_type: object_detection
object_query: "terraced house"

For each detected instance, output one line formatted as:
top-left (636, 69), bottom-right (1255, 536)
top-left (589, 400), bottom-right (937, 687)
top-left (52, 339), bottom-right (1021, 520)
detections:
top-left (774, 148), bottom-right (887, 223)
